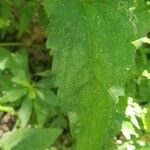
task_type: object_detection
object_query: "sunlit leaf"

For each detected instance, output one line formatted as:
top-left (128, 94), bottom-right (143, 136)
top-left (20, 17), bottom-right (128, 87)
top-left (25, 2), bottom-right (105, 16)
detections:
top-left (0, 47), bottom-right (10, 70)
top-left (142, 106), bottom-right (150, 132)
top-left (0, 88), bottom-right (27, 103)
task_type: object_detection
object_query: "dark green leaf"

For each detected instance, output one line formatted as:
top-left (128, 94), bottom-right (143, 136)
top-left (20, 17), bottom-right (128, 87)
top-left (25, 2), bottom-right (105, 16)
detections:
top-left (45, 0), bottom-right (136, 149)
top-left (36, 89), bottom-right (59, 107)
top-left (134, 0), bottom-right (150, 37)
top-left (19, 1), bottom-right (36, 35)
top-left (36, 77), bottom-right (57, 89)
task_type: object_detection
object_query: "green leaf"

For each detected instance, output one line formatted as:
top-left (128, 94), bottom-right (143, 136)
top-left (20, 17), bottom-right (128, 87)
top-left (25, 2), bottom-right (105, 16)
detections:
top-left (11, 77), bottom-right (31, 87)
top-left (0, 0), bottom-right (11, 18)
top-left (45, 0), bottom-right (136, 149)
top-left (18, 98), bottom-right (33, 128)
top-left (0, 72), bottom-right (14, 91)
top-left (9, 50), bottom-right (29, 79)
top-left (11, 77), bottom-right (37, 100)
top-left (12, 0), bottom-right (21, 8)
top-left (0, 128), bottom-right (62, 150)
top-left (121, 121), bottom-right (138, 140)
top-left (18, 1), bottom-right (36, 36)
top-left (36, 77), bottom-right (57, 89)
top-left (39, 6), bottom-right (49, 29)
top-left (34, 98), bottom-right (49, 127)
top-left (0, 47), bottom-right (10, 70)
top-left (28, 85), bottom-right (37, 100)
top-left (36, 89), bottom-right (59, 107)
top-left (35, 70), bottom-right (53, 77)
top-left (0, 88), bottom-right (27, 103)
top-left (134, 0), bottom-right (150, 37)
top-left (142, 106), bottom-right (150, 132)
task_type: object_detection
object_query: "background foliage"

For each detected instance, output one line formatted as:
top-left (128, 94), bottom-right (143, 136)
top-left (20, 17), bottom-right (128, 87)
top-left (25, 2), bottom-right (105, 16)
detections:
top-left (0, 0), bottom-right (150, 150)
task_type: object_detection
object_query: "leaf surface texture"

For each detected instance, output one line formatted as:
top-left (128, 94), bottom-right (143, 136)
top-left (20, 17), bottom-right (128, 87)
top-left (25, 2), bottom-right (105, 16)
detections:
top-left (45, 0), bottom-right (136, 149)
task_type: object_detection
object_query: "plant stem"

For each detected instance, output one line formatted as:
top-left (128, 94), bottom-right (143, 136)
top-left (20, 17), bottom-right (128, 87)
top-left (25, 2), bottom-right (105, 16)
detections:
top-left (0, 42), bottom-right (30, 47)
top-left (0, 105), bottom-right (16, 115)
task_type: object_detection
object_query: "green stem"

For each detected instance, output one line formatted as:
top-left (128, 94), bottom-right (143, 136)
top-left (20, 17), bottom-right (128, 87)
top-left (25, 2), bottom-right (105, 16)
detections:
top-left (0, 42), bottom-right (30, 47)
top-left (0, 105), bottom-right (16, 115)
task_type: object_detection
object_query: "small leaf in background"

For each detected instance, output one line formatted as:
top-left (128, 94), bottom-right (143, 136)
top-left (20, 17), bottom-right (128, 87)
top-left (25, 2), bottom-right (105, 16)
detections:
top-left (132, 37), bottom-right (150, 49)
top-left (39, 6), bottom-right (49, 29)
top-left (18, 1), bottom-right (37, 36)
top-left (36, 77), bottom-right (57, 89)
top-left (12, 0), bottom-right (21, 8)
top-left (138, 79), bottom-right (150, 103)
top-left (0, 58), bottom-right (9, 70)
top-left (35, 70), bottom-right (53, 78)
top-left (9, 50), bottom-right (29, 79)
top-left (0, 72), bottom-right (14, 91)
top-left (28, 85), bottom-right (37, 100)
top-left (0, 47), bottom-right (10, 70)
top-left (36, 89), bottom-right (59, 107)
top-left (11, 77), bottom-right (31, 87)
top-left (0, 18), bottom-right (11, 29)
top-left (0, 128), bottom-right (62, 150)
top-left (125, 97), bottom-right (142, 129)
top-left (142, 106), bottom-right (150, 132)
top-left (121, 121), bottom-right (138, 140)
top-left (0, 88), bottom-right (27, 103)
top-left (34, 98), bottom-right (49, 127)
top-left (18, 98), bottom-right (33, 128)
top-left (0, 0), bottom-right (11, 29)
top-left (50, 115), bottom-right (68, 129)
top-left (0, 0), bottom-right (11, 19)
top-left (134, 0), bottom-right (150, 37)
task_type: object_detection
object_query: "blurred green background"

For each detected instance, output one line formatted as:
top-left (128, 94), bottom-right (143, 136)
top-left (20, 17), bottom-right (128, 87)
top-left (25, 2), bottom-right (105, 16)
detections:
top-left (0, 0), bottom-right (150, 150)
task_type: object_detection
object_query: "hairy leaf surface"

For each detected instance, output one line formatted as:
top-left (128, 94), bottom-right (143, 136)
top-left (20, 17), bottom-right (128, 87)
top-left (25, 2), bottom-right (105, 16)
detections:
top-left (45, 0), bottom-right (136, 149)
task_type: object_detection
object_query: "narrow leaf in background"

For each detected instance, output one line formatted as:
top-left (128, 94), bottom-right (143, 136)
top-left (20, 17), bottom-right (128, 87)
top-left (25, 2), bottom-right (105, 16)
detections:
top-left (0, 128), bottom-right (62, 150)
top-left (18, 98), bottom-right (33, 128)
